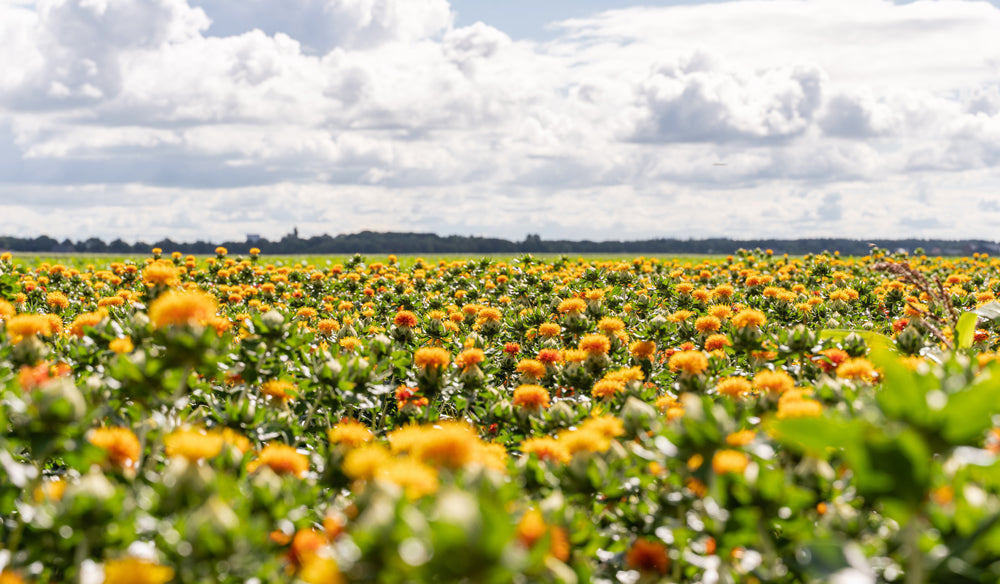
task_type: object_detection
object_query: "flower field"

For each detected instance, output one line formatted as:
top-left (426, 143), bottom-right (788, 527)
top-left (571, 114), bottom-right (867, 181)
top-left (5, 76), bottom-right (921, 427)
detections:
top-left (3, 247), bottom-right (1000, 583)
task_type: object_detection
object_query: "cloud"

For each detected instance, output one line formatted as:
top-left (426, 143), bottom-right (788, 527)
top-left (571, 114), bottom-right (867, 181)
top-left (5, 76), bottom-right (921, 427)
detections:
top-left (2, 0), bottom-right (1000, 243)
top-left (630, 52), bottom-right (825, 143)
top-left (189, 0), bottom-right (453, 53)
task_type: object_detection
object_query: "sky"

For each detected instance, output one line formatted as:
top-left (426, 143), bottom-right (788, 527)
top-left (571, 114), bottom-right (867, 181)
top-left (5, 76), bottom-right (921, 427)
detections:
top-left (1, 0), bottom-right (1000, 244)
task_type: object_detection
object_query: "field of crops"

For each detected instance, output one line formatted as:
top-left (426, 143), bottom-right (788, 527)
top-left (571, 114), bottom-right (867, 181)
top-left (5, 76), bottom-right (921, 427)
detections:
top-left (3, 247), bottom-right (1000, 583)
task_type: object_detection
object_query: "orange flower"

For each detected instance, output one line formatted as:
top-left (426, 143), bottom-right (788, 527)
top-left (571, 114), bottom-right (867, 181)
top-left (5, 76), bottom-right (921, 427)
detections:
top-left (752, 369), bottom-right (795, 395)
top-left (704, 333), bottom-right (731, 351)
top-left (578, 333), bottom-right (611, 355)
top-left (538, 322), bottom-right (562, 337)
top-left (716, 376), bottom-right (751, 398)
top-left (261, 380), bottom-right (296, 404)
top-left (516, 359), bottom-right (547, 379)
top-left (629, 340), bottom-right (657, 360)
top-left (394, 310), bottom-right (418, 328)
top-left (414, 347), bottom-right (450, 369)
top-left (164, 428), bottom-right (224, 462)
top-left (695, 315), bottom-right (721, 334)
top-left (102, 558), bottom-right (174, 584)
top-left (668, 350), bottom-right (708, 375)
top-left (248, 444), bottom-right (310, 477)
top-left (557, 298), bottom-right (587, 314)
top-left (148, 290), bottom-right (217, 328)
top-left (836, 358), bottom-right (876, 381)
top-left (712, 449), bottom-right (749, 474)
top-left (512, 384), bottom-right (551, 410)
top-left (520, 437), bottom-right (570, 463)
top-left (591, 379), bottom-right (625, 399)
top-left (327, 420), bottom-right (373, 448)
top-left (89, 427), bottom-right (141, 469)
top-left (731, 308), bottom-right (767, 329)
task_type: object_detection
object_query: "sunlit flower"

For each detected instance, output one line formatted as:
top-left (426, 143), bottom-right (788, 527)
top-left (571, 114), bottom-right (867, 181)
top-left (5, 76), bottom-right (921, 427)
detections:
top-left (414, 346), bottom-right (450, 369)
top-left (695, 315), bottom-right (721, 334)
top-left (102, 558), bottom-right (174, 584)
top-left (148, 290), bottom-right (217, 328)
top-left (752, 369), bottom-right (795, 395)
top-left (625, 538), bottom-right (670, 575)
top-left (731, 308), bottom-right (767, 329)
top-left (716, 376), bottom-right (752, 398)
top-left (538, 322), bottom-right (562, 337)
top-left (629, 339), bottom-right (657, 360)
top-left (89, 427), bottom-right (141, 470)
top-left (261, 380), bottom-right (296, 404)
top-left (328, 420), bottom-right (373, 448)
top-left (5, 313), bottom-right (53, 341)
top-left (836, 358), bottom-right (876, 381)
top-left (712, 449), bottom-right (749, 475)
top-left (164, 428), bottom-right (224, 462)
top-left (579, 333), bottom-right (611, 355)
top-left (248, 443), bottom-right (309, 477)
top-left (668, 350), bottom-right (708, 375)
top-left (516, 359), bottom-right (547, 380)
top-left (520, 437), bottom-right (570, 464)
top-left (557, 298), bottom-right (587, 314)
top-left (591, 378), bottom-right (625, 399)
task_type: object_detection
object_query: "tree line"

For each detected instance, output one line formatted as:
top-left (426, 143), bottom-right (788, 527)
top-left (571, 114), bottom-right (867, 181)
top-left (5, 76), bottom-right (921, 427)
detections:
top-left (1, 230), bottom-right (997, 257)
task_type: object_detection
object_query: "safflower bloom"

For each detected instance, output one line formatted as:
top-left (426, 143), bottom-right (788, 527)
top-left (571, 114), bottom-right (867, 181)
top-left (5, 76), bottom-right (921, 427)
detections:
top-left (579, 333), bottom-right (611, 355)
top-left (712, 449), bottom-right (749, 475)
top-left (394, 310), bottom-right (418, 328)
top-left (109, 337), bottom-right (134, 354)
top-left (148, 290), bottom-right (217, 328)
top-left (164, 428), bottom-right (224, 462)
top-left (579, 415), bottom-right (625, 439)
top-left (537, 348), bottom-right (562, 364)
top-left (516, 359), bottom-right (547, 379)
top-left (716, 376), bottom-right (752, 398)
top-left (102, 558), bottom-right (174, 584)
top-left (598, 317), bottom-right (625, 334)
top-left (694, 315), bottom-right (722, 334)
top-left (629, 340), bottom-right (657, 360)
top-left (777, 396), bottom-right (823, 419)
top-left (328, 420), bottom-right (373, 448)
top-left (704, 334), bottom-right (731, 351)
top-left (5, 314), bottom-right (53, 341)
top-left (414, 347), bottom-right (450, 369)
top-left (456, 347), bottom-right (485, 371)
top-left (837, 358), bottom-right (877, 381)
top-left (89, 427), bottom-right (141, 469)
top-left (261, 380), bottom-right (296, 404)
top-left (0, 300), bottom-right (15, 321)
top-left (752, 369), bottom-right (795, 395)
top-left (46, 291), bottom-right (69, 311)
top-left (591, 379), bottom-right (625, 399)
top-left (69, 310), bottom-right (106, 337)
top-left (143, 262), bottom-right (181, 287)
top-left (731, 309), bottom-right (767, 329)
top-left (520, 437), bottom-right (570, 463)
top-left (538, 322), bottom-right (562, 337)
top-left (557, 298), bottom-right (587, 314)
top-left (248, 444), bottom-right (310, 477)
top-left (668, 350), bottom-right (709, 375)
top-left (725, 429), bottom-right (757, 447)
top-left (380, 457), bottom-right (440, 499)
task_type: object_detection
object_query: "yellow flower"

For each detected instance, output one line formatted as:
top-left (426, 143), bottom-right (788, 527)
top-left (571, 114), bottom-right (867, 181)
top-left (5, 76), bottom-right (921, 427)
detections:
top-left (776, 396), bottom-right (822, 419)
top-left (725, 430), bottom-right (756, 447)
top-left (557, 298), bottom-right (587, 314)
top-left (248, 443), bottom-right (309, 477)
top-left (5, 313), bottom-right (53, 341)
top-left (46, 291), bottom-right (69, 310)
top-left (513, 384), bottom-right (551, 409)
top-left (143, 262), bottom-right (181, 287)
top-left (629, 340), bottom-right (657, 360)
top-left (89, 427), bottom-right (141, 470)
top-left (716, 376), bottom-right (752, 398)
top-left (327, 420), bottom-right (373, 448)
top-left (379, 457), bottom-right (439, 499)
top-left (579, 333), bottom-right (611, 355)
top-left (598, 317), bottom-right (626, 334)
top-left (731, 309), bottom-right (767, 329)
top-left (102, 558), bottom-right (174, 584)
top-left (538, 322), bottom-right (562, 337)
top-left (343, 445), bottom-right (393, 480)
top-left (591, 379), bottom-right (625, 399)
top-left (164, 428), bottom-right (224, 462)
top-left (520, 437), bottom-right (570, 464)
top-left (836, 358), bottom-right (876, 381)
top-left (704, 334), bottom-right (731, 351)
top-left (414, 347), bottom-right (450, 369)
top-left (261, 380), bottom-right (296, 404)
top-left (109, 337), bottom-right (134, 354)
top-left (752, 369), bottom-right (795, 395)
top-left (668, 350), bottom-right (709, 375)
top-left (148, 290), bottom-right (217, 328)
top-left (712, 449), bottom-right (749, 475)
top-left (0, 300), bottom-right (14, 321)
top-left (69, 310), bottom-right (107, 337)
top-left (695, 315), bottom-right (721, 334)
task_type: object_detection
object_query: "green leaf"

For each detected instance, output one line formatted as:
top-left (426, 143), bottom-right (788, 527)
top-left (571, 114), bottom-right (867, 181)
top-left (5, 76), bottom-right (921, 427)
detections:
top-left (973, 301), bottom-right (1000, 321)
top-left (940, 367), bottom-right (1000, 445)
top-left (955, 311), bottom-right (979, 349)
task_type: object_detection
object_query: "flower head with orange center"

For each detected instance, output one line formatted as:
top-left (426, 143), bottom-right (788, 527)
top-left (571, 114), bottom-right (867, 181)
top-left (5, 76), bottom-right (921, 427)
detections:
top-left (328, 420), bottom-right (374, 448)
top-left (815, 348), bottom-right (849, 372)
top-left (413, 346), bottom-right (450, 369)
top-left (394, 310), bottom-right (418, 328)
top-left (456, 347), bottom-right (485, 371)
top-left (148, 290), bottom-right (217, 328)
top-left (511, 384), bottom-right (549, 410)
top-left (629, 339), bottom-right (657, 360)
top-left (89, 427), bottom-right (141, 470)
top-left (579, 333), bottom-right (611, 355)
top-left (716, 376), bottom-right (752, 398)
top-left (752, 369), bottom-right (795, 395)
top-left (591, 378), bottom-right (625, 399)
top-left (69, 310), bottom-right (107, 338)
top-left (537, 348), bottom-right (562, 364)
top-left (5, 313), bottom-right (53, 342)
top-left (695, 315), bottom-right (721, 334)
top-left (598, 317), bottom-right (625, 334)
top-left (261, 380), bottom-right (296, 404)
top-left (0, 300), bottom-right (14, 321)
top-left (836, 357), bottom-right (877, 382)
top-left (668, 350), bottom-right (709, 375)
top-left (538, 322), bottom-right (562, 337)
top-left (520, 437), bottom-right (570, 463)
top-left (776, 396), bottom-right (823, 419)
top-left (731, 308), bottom-right (767, 329)
top-left (164, 428), bottom-right (224, 462)
top-left (143, 262), bottom-right (181, 287)
top-left (712, 449), bottom-right (749, 474)
top-left (725, 429), bottom-right (757, 447)
top-left (516, 359), bottom-right (547, 380)
top-left (248, 444), bottom-right (310, 477)
top-left (557, 298), bottom-right (587, 315)
top-left (704, 333), bottom-right (731, 351)
top-left (102, 558), bottom-right (175, 584)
